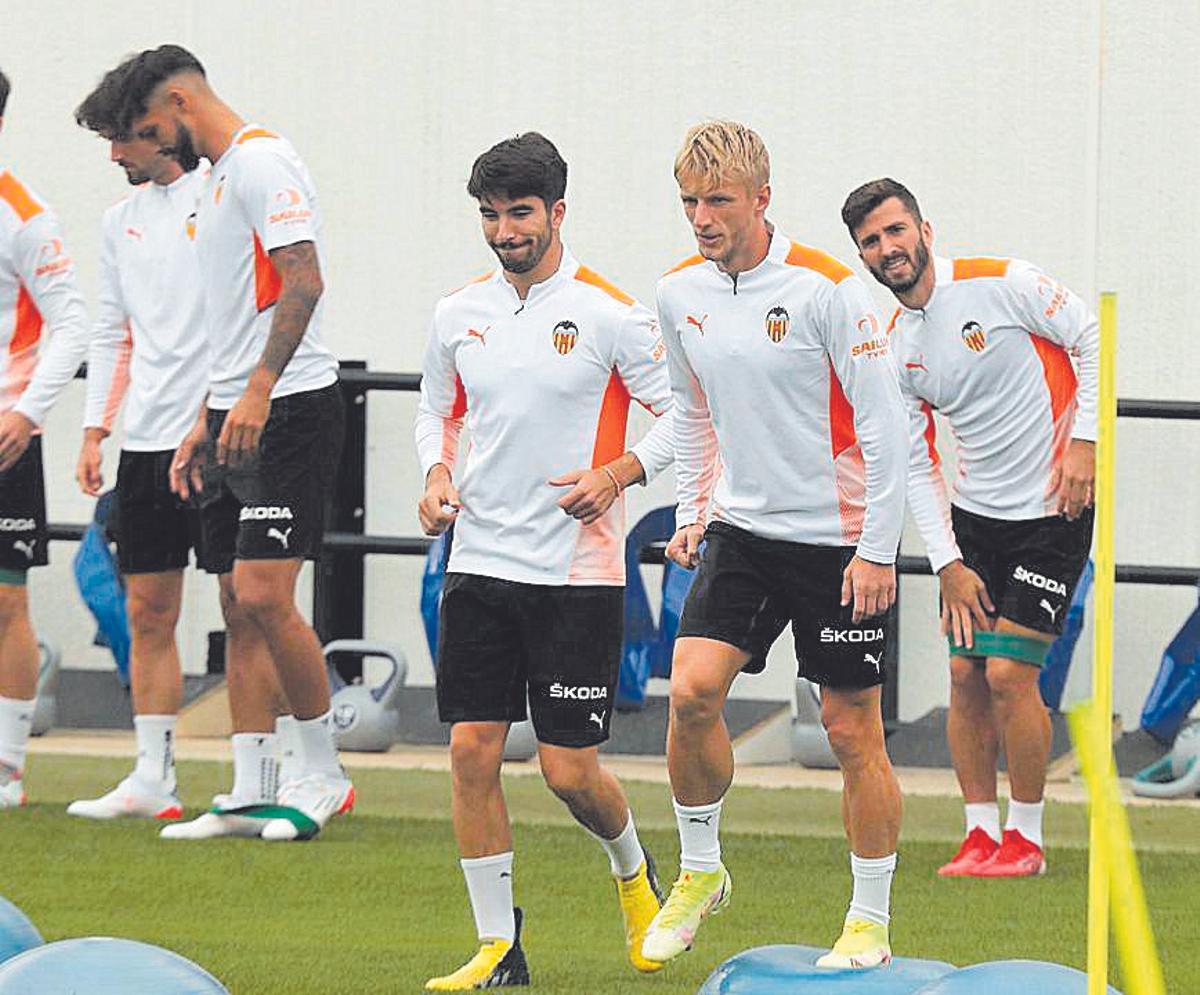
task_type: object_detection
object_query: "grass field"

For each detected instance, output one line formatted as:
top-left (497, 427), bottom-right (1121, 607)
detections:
top-left (3, 754), bottom-right (1197, 993)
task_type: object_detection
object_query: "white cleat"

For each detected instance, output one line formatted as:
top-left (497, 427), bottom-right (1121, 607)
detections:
top-left (159, 794), bottom-right (268, 840)
top-left (260, 772), bottom-right (355, 842)
top-left (67, 775), bottom-right (183, 821)
top-left (0, 763), bottom-right (25, 809)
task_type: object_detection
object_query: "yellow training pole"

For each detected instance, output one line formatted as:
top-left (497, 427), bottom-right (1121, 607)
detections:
top-left (1085, 290), bottom-right (1118, 994)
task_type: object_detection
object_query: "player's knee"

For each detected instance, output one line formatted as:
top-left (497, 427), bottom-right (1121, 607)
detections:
top-left (670, 672), bottom-right (724, 727)
top-left (985, 658), bottom-right (1040, 705)
top-left (127, 590), bottom-right (180, 639)
top-left (538, 750), bottom-right (597, 804)
top-left (821, 698), bottom-right (883, 768)
top-left (0, 584), bottom-right (27, 625)
top-left (449, 726), bottom-right (505, 781)
top-left (231, 577), bottom-right (292, 626)
top-left (949, 655), bottom-right (982, 691)
top-left (218, 582), bottom-right (255, 636)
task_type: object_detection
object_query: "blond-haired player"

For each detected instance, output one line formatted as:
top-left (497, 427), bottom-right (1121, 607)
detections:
top-left (642, 121), bottom-right (908, 969)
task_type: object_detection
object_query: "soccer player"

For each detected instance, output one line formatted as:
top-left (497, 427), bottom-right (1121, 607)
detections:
top-left (842, 178), bottom-right (1096, 877)
top-left (104, 45), bottom-right (350, 841)
top-left (415, 133), bottom-right (674, 989)
top-left (0, 66), bottom-right (92, 808)
top-left (66, 67), bottom-right (297, 826)
top-left (642, 122), bottom-right (909, 969)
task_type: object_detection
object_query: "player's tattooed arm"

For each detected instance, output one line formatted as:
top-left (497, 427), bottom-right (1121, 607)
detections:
top-left (256, 240), bottom-right (324, 383)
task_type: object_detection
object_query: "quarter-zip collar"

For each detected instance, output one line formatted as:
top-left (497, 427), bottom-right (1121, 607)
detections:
top-left (492, 242), bottom-right (577, 313)
top-left (900, 255), bottom-right (953, 317)
top-left (710, 225), bottom-right (788, 295)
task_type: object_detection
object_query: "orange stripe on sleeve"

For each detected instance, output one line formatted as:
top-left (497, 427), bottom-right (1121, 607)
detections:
top-left (886, 307), bottom-right (901, 334)
top-left (828, 362), bottom-right (857, 458)
top-left (662, 254), bottom-right (705, 277)
top-left (785, 242), bottom-right (853, 284)
top-left (101, 326), bottom-right (133, 432)
top-left (1030, 336), bottom-right (1077, 426)
top-left (236, 128), bottom-right (279, 144)
top-left (952, 257), bottom-right (1010, 281)
top-left (574, 266), bottom-right (635, 305)
top-left (11, 286), bottom-right (43, 354)
top-left (253, 232), bottom-right (283, 312)
top-left (0, 172), bottom-right (44, 223)
top-left (920, 401), bottom-right (940, 465)
top-left (591, 371), bottom-right (631, 467)
top-left (450, 375), bottom-right (467, 419)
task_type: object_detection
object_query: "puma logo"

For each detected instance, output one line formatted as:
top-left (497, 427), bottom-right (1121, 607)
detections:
top-left (1039, 599), bottom-right (1060, 623)
top-left (12, 539), bottom-right (35, 561)
top-left (589, 710), bottom-right (606, 729)
top-left (267, 526), bottom-right (293, 550)
top-left (499, 871), bottom-right (512, 879)
top-left (685, 313), bottom-right (708, 335)
top-left (687, 814), bottom-right (715, 826)
top-left (466, 327), bottom-right (489, 346)
top-left (864, 651), bottom-right (883, 672)
top-left (904, 359), bottom-right (928, 373)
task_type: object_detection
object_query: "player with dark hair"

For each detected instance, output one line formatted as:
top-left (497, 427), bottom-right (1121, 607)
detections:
top-left (0, 65), bottom-right (92, 807)
top-left (102, 44), bottom-right (350, 841)
top-left (843, 177), bottom-right (1097, 878)
top-left (416, 131), bottom-right (674, 989)
top-left (66, 65), bottom-right (299, 827)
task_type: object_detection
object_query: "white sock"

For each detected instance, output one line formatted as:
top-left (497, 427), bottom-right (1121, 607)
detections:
top-left (1006, 799), bottom-right (1045, 848)
top-left (675, 797), bottom-right (723, 873)
top-left (133, 714), bottom-right (177, 790)
top-left (964, 801), bottom-right (1001, 842)
top-left (230, 732), bottom-right (278, 804)
top-left (847, 852), bottom-right (897, 926)
top-left (462, 852), bottom-right (515, 942)
top-left (275, 715), bottom-right (302, 785)
top-left (589, 810), bottom-right (645, 879)
top-left (0, 695), bottom-right (34, 773)
top-left (296, 710), bottom-right (343, 778)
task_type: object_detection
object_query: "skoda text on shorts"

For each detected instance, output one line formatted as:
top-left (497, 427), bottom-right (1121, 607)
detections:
top-left (0, 66), bottom-right (92, 809)
top-left (414, 132), bottom-right (674, 988)
top-left (643, 121), bottom-right (908, 971)
top-left (844, 177), bottom-right (1098, 878)
top-left (105, 45), bottom-right (352, 842)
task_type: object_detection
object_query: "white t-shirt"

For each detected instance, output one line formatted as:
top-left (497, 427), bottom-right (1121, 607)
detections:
top-left (0, 167), bottom-right (89, 426)
top-left (414, 246), bottom-right (675, 586)
top-left (894, 255), bottom-right (1100, 572)
top-left (84, 167), bottom-right (211, 450)
top-left (657, 229), bottom-right (908, 564)
top-left (195, 125), bottom-right (337, 409)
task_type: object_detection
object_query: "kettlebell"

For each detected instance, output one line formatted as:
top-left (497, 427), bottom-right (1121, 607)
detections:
top-left (30, 639), bottom-right (59, 737)
top-left (324, 639), bottom-right (407, 752)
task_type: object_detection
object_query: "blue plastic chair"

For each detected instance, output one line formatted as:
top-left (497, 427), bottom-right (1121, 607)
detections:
top-left (1140, 582), bottom-right (1200, 743)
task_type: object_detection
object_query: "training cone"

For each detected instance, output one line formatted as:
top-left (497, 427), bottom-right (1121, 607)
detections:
top-left (0, 898), bottom-right (41, 966)
top-left (0, 937), bottom-right (229, 993)
top-left (698, 944), bottom-right (955, 993)
top-left (912, 960), bottom-right (1122, 994)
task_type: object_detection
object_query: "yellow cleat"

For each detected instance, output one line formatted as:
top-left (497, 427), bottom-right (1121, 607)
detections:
top-left (640, 864), bottom-right (731, 965)
top-left (615, 847), bottom-right (665, 973)
top-left (425, 907), bottom-right (530, 990)
top-left (815, 918), bottom-right (892, 969)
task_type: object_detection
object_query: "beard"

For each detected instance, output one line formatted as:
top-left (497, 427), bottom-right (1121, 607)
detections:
top-left (168, 123), bottom-right (201, 172)
top-left (120, 163), bottom-right (150, 186)
top-left (871, 236), bottom-right (931, 294)
top-left (490, 226), bottom-right (551, 275)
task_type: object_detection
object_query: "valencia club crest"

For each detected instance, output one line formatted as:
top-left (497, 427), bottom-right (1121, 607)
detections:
top-left (961, 320), bottom-right (987, 352)
top-left (552, 320), bottom-right (579, 355)
top-left (765, 306), bottom-right (790, 343)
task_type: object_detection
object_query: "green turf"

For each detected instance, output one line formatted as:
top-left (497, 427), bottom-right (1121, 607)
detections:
top-left (1, 754), bottom-right (1195, 993)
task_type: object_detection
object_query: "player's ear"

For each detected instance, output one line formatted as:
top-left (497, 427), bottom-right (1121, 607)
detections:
top-left (550, 198), bottom-right (566, 231)
top-left (755, 183), bottom-right (771, 214)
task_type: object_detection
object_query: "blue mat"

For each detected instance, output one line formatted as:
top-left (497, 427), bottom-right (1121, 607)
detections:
top-left (698, 944), bottom-right (955, 993)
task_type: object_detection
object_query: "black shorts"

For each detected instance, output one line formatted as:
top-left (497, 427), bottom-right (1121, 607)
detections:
top-left (196, 384), bottom-right (344, 575)
top-left (677, 522), bottom-right (891, 689)
top-left (0, 436), bottom-right (48, 572)
top-left (115, 450), bottom-right (199, 574)
top-left (951, 504), bottom-right (1093, 638)
top-left (436, 573), bottom-right (623, 748)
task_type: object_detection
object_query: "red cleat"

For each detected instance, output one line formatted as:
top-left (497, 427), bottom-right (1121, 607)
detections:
top-left (937, 826), bottom-right (999, 877)
top-left (973, 829), bottom-right (1046, 877)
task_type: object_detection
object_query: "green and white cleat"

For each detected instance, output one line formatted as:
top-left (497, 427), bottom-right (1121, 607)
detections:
top-left (640, 864), bottom-right (731, 965)
top-left (259, 772), bottom-right (355, 841)
top-left (160, 794), bottom-right (269, 840)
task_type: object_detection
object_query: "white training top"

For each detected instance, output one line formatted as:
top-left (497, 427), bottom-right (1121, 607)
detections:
top-left (894, 255), bottom-right (1099, 572)
top-left (0, 167), bottom-right (90, 426)
top-left (414, 246), bottom-right (675, 587)
top-left (195, 125), bottom-right (337, 409)
top-left (657, 229), bottom-right (908, 564)
top-left (84, 167), bottom-right (211, 451)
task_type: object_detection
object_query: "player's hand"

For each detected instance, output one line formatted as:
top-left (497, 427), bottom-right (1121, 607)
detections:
top-left (218, 380), bottom-right (270, 467)
top-left (548, 466), bottom-right (619, 525)
top-left (938, 559), bottom-right (995, 650)
top-left (840, 555), bottom-right (896, 623)
top-left (665, 523), bottom-right (705, 569)
top-left (419, 464), bottom-right (461, 536)
top-left (0, 411), bottom-right (36, 472)
top-left (170, 416), bottom-right (211, 500)
top-left (76, 429), bottom-right (106, 496)
top-left (1050, 439), bottom-right (1095, 520)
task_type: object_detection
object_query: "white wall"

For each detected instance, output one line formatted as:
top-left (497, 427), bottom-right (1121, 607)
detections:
top-left (1, 0), bottom-right (1196, 724)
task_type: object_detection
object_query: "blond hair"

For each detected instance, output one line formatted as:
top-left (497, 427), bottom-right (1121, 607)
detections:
top-left (673, 120), bottom-right (770, 191)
